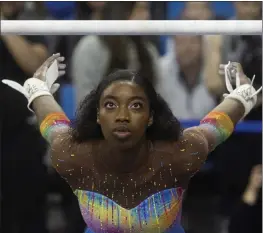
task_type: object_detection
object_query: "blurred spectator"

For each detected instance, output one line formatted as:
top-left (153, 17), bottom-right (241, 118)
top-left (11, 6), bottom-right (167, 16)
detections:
top-left (167, 1), bottom-right (261, 20)
top-left (204, 35), bottom-right (262, 102)
top-left (181, 1), bottom-right (225, 20)
top-left (45, 2), bottom-right (106, 85)
top-left (129, 1), bottom-right (150, 20)
top-left (158, 2), bottom-right (219, 120)
top-left (1, 1), bottom-right (47, 20)
top-left (161, 1), bottom-right (227, 57)
top-left (204, 1), bottom-right (262, 98)
top-left (234, 1), bottom-right (262, 20)
top-left (76, 1), bottom-right (105, 20)
top-left (228, 164), bottom-right (262, 233)
top-left (182, 1), bottom-right (213, 20)
top-left (166, 1), bottom-right (235, 20)
top-left (158, 35), bottom-right (216, 119)
top-left (72, 2), bottom-right (160, 103)
top-left (44, 2), bottom-right (78, 84)
top-left (0, 2), bottom-right (49, 233)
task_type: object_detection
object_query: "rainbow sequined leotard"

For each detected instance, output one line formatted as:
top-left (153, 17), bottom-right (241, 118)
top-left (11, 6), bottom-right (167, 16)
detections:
top-left (76, 188), bottom-right (185, 233)
top-left (40, 111), bottom-right (234, 233)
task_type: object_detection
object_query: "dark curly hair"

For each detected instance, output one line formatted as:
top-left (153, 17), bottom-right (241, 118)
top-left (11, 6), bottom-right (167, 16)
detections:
top-left (70, 69), bottom-right (182, 143)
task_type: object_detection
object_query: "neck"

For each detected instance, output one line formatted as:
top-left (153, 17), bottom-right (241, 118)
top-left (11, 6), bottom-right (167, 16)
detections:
top-left (102, 139), bottom-right (149, 174)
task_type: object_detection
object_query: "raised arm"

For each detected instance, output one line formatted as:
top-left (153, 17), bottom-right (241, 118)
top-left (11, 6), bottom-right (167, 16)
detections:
top-left (2, 54), bottom-right (84, 187)
top-left (32, 94), bottom-right (82, 188)
top-left (183, 62), bottom-right (262, 171)
top-left (32, 54), bottom-right (70, 144)
top-left (2, 53), bottom-right (70, 144)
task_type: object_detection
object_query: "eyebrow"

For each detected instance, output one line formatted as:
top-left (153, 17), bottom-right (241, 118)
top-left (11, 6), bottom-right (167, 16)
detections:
top-left (103, 95), bottom-right (146, 101)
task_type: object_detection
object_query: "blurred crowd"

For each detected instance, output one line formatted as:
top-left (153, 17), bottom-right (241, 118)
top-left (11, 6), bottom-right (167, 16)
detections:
top-left (0, 1), bottom-right (262, 233)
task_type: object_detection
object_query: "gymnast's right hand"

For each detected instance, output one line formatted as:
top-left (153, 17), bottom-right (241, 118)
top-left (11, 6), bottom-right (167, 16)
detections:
top-left (32, 53), bottom-right (66, 93)
top-left (2, 53), bottom-right (66, 111)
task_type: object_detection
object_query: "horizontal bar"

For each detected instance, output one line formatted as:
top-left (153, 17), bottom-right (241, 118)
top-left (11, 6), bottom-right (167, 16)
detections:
top-left (1, 20), bottom-right (262, 35)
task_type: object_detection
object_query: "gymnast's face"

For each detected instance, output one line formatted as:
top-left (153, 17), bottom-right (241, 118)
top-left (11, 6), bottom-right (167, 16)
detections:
top-left (98, 81), bottom-right (151, 148)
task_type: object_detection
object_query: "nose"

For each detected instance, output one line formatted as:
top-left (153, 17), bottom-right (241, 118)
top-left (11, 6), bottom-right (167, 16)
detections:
top-left (116, 106), bottom-right (130, 122)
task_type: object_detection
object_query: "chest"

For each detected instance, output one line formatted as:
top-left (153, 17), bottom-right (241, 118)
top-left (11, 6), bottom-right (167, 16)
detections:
top-left (75, 187), bottom-right (185, 233)
top-left (73, 143), bottom-right (190, 209)
top-left (77, 164), bottom-right (181, 209)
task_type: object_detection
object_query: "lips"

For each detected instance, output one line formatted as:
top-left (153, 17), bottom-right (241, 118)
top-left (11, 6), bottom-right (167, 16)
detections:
top-left (114, 125), bottom-right (130, 132)
top-left (113, 125), bottom-right (131, 140)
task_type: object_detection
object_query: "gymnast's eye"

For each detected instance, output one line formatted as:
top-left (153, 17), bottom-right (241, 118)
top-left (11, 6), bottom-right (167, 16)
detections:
top-left (130, 102), bottom-right (143, 109)
top-left (105, 101), bottom-right (116, 109)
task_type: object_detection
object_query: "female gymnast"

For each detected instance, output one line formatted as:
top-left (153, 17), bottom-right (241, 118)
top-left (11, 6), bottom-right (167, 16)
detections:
top-left (2, 54), bottom-right (262, 233)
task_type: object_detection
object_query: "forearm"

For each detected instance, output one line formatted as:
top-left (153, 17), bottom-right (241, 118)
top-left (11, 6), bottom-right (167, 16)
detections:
top-left (32, 96), bottom-right (70, 143)
top-left (185, 60), bottom-right (260, 157)
top-left (32, 95), bottom-right (64, 122)
top-left (211, 98), bottom-right (245, 124)
top-left (2, 35), bottom-right (46, 75)
top-left (195, 98), bottom-right (245, 151)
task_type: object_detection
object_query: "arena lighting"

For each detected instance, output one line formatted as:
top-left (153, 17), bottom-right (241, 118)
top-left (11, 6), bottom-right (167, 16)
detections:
top-left (1, 20), bottom-right (262, 35)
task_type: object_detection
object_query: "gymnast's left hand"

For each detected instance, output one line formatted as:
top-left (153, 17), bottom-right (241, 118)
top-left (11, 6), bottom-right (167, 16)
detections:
top-left (219, 61), bottom-right (262, 108)
top-left (218, 62), bottom-right (251, 86)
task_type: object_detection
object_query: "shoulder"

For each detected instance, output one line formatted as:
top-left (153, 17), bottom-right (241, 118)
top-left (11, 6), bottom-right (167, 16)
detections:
top-left (154, 130), bottom-right (208, 159)
top-left (52, 134), bottom-right (101, 158)
top-left (51, 130), bottom-right (74, 157)
top-left (154, 129), bottom-right (209, 177)
top-left (151, 139), bottom-right (204, 187)
top-left (51, 138), bottom-right (103, 190)
top-left (180, 127), bottom-right (209, 157)
top-left (51, 136), bottom-right (102, 172)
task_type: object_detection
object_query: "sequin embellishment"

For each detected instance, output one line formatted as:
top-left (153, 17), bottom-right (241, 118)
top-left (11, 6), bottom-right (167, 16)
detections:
top-left (75, 188), bottom-right (185, 233)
